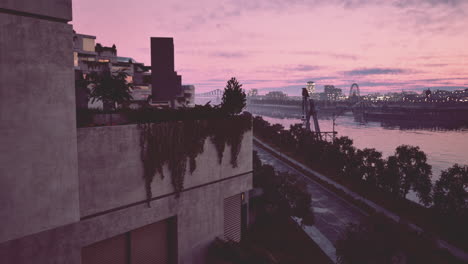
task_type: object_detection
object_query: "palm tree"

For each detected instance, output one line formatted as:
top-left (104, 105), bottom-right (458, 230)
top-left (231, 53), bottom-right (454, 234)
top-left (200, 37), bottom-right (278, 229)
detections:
top-left (88, 70), bottom-right (133, 125)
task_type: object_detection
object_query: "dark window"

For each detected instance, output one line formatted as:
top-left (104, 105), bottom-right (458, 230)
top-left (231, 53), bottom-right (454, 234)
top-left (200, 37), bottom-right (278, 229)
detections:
top-left (82, 217), bottom-right (177, 264)
top-left (81, 234), bottom-right (127, 264)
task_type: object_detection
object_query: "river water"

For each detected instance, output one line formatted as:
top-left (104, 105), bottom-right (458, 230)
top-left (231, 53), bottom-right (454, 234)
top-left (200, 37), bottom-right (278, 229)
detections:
top-left (252, 110), bottom-right (468, 182)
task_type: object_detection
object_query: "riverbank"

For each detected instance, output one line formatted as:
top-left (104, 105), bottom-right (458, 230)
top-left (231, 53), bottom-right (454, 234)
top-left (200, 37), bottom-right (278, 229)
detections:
top-left (254, 112), bottom-right (468, 183)
top-left (253, 135), bottom-right (468, 260)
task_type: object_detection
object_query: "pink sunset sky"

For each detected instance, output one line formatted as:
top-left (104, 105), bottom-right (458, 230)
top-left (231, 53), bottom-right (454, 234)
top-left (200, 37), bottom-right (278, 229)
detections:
top-left (72, 0), bottom-right (468, 95)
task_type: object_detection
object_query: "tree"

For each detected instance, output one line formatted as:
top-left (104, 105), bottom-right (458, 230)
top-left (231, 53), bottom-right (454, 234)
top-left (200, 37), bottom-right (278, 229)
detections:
top-left (75, 74), bottom-right (90, 110)
top-left (336, 213), bottom-right (461, 264)
top-left (336, 214), bottom-right (401, 264)
top-left (379, 156), bottom-right (401, 196)
top-left (88, 70), bottom-right (133, 112)
top-left (276, 172), bottom-right (314, 226)
top-left (387, 145), bottom-right (433, 206)
top-left (433, 164), bottom-right (468, 217)
top-left (333, 136), bottom-right (357, 178)
top-left (355, 148), bottom-right (385, 186)
top-left (221, 77), bottom-right (246, 115)
top-left (253, 151), bottom-right (314, 226)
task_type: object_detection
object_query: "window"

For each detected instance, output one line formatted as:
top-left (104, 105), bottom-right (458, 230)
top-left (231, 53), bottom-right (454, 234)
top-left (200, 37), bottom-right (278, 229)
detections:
top-left (131, 220), bottom-right (170, 264)
top-left (126, 76), bottom-right (133, 83)
top-left (80, 56), bottom-right (95, 62)
top-left (74, 52), bottom-right (78, 67)
top-left (82, 218), bottom-right (177, 264)
top-left (83, 38), bottom-right (96, 52)
top-left (81, 234), bottom-right (127, 264)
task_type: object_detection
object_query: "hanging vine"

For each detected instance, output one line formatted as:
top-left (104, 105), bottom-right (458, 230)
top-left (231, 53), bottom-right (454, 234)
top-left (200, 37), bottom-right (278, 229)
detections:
top-left (139, 114), bottom-right (252, 206)
top-left (226, 115), bottom-right (252, 167)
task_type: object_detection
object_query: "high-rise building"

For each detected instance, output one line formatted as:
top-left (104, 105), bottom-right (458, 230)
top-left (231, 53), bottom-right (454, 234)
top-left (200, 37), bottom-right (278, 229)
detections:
top-left (265, 91), bottom-right (288, 99)
top-left (306, 81), bottom-right (316, 95)
top-left (324, 85), bottom-right (343, 101)
top-left (151, 37), bottom-right (182, 107)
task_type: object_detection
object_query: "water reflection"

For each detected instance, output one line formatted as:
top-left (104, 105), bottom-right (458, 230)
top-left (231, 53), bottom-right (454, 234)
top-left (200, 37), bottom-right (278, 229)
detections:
top-left (247, 105), bottom-right (468, 131)
top-left (250, 109), bottom-right (468, 181)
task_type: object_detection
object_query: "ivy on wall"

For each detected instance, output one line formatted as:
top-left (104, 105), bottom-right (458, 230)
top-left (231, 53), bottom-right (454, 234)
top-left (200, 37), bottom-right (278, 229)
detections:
top-left (139, 114), bottom-right (252, 205)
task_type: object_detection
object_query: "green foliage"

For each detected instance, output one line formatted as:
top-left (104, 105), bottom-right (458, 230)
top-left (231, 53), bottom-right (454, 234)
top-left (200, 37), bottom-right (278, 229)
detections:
top-left (336, 214), bottom-right (463, 264)
top-left (388, 145), bottom-right (433, 206)
top-left (433, 164), bottom-right (468, 217)
top-left (75, 76), bottom-right (90, 95)
top-left (138, 113), bottom-right (252, 205)
top-left (379, 156), bottom-right (401, 196)
top-left (253, 151), bottom-right (314, 226)
top-left (336, 214), bottom-right (401, 264)
top-left (208, 238), bottom-right (276, 264)
top-left (253, 115), bottom-right (468, 251)
top-left (221, 77), bottom-right (247, 115)
top-left (88, 70), bottom-right (133, 111)
top-left (253, 116), bottom-right (434, 206)
top-left (355, 148), bottom-right (385, 186)
top-left (333, 136), bottom-right (358, 178)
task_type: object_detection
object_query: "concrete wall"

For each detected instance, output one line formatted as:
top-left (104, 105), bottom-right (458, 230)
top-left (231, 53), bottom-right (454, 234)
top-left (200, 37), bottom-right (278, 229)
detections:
top-left (0, 173), bottom-right (252, 264)
top-left (78, 123), bottom-right (252, 218)
top-left (0, 2), bottom-right (79, 243)
top-left (0, 123), bottom-right (252, 264)
top-left (0, 0), bottom-right (72, 21)
top-left (0, 2), bottom-right (252, 262)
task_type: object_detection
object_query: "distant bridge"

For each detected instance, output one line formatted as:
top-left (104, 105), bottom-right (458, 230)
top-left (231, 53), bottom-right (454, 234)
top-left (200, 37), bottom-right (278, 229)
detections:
top-left (349, 83), bottom-right (360, 97)
top-left (196, 89), bottom-right (223, 97)
top-left (195, 89), bottom-right (223, 105)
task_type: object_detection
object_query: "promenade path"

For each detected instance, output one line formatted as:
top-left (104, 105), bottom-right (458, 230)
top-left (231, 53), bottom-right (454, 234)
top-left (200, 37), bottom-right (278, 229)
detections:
top-left (254, 144), bottom-right (365, 262)
top-left (254, 137), bottom-right (468, 263)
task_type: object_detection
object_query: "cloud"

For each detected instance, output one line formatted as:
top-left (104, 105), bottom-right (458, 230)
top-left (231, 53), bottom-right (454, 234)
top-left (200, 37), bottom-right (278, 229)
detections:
top-left (356, 81), bottom-right (412, 87)
top-left (344, 68), bottom-right (410, 75)
top-left (288, 50), bottom-right (359, 60)
top-left (209, 51), bottom-right (248, 58)
top-left (422, 63), bottom-right (449, 67)
top-left (293, 65), bottom-right (321, 71)
top-left (285, 76), bottom-right (337, 84)
top-left (423, 86), bottom-right (468, 91)
top-left (258, 84), bottom-right (305, 96)
top-left (330, 53), bottom-right (359, 60)
top-left (225, 0), bottom-right (467, 13)
top-left (204, 78), bottom-right (228, 82)
top-left (392, 0), bottom-right (466, 8)
top-left (415, 77), bottom-right (468, 82)
top-left (242, 79), bottom-right (273, 84)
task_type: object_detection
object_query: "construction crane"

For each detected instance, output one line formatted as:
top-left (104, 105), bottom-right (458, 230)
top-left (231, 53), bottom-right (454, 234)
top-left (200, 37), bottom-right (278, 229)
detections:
top-left (301, 82), bottom-right (322, 140)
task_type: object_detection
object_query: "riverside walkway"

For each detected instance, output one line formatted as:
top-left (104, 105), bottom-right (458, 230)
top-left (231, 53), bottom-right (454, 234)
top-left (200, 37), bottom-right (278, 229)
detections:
top-left (254, 137), bottom-right (468, 263)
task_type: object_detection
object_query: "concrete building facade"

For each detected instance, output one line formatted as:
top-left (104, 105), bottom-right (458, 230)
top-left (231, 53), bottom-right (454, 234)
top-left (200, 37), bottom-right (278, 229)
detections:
top-left (0, 1), bottom-right (252, 263)
top-left (73, 32), bottom-right (152, 107)
top-left (0, 0), bottom-right (79, 244)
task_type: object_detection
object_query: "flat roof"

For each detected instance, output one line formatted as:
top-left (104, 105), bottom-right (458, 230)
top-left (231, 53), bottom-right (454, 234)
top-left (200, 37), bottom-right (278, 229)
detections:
top-left (75, 33), bottom-right (96, 39)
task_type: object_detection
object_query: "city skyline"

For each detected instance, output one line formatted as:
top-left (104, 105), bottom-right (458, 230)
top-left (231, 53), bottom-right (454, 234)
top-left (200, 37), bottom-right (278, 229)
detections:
top-left (72, 0), bottom-right (468, 95)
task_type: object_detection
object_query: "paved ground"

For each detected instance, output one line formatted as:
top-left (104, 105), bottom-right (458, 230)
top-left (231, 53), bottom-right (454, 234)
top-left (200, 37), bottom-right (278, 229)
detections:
top-left (255, 145), bottom-right (366, 262)
top-left (254, 138), bottom-right (468, 262)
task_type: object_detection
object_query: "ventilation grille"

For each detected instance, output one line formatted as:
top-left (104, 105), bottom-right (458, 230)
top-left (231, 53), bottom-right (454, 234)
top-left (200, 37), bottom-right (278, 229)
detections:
top-left (224, 193), bottom-right (242, 242)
